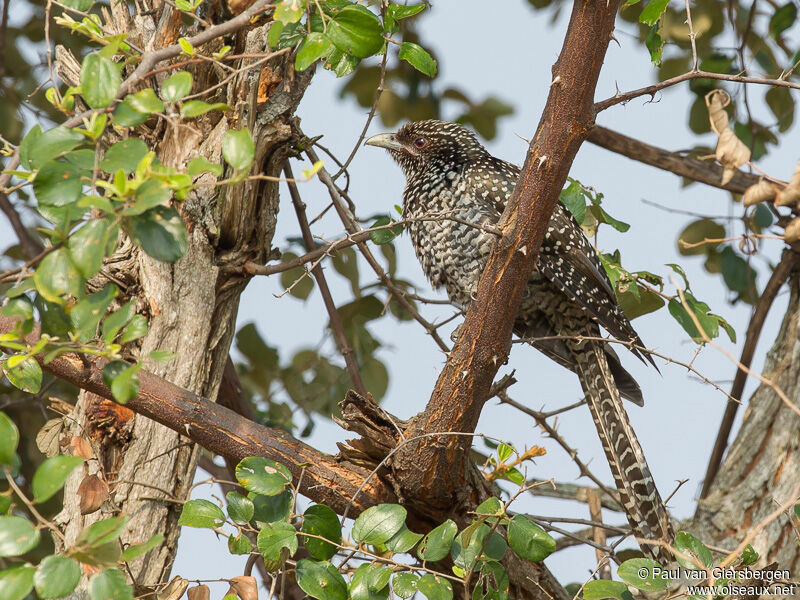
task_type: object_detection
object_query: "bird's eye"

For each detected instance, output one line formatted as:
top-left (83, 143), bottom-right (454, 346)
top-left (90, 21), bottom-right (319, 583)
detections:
top-left (413, 137), bottom-right (427, 149)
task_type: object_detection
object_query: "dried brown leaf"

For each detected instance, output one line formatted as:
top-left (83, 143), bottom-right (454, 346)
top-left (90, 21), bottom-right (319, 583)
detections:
top-left (776, 159), bottom-right (800, 208)
top-left (70, 436), bottom-right (94, 459)
top-left (187, 585), bottom-right (210, 600)
top-left (230, 575), bottom-right (258, 600)
top-left (77, 473), bottom-right (109, 515)
top-left (743, 180), bottom-right (776, 206)
top-left (156, 576), bottom-right (189, 600)
top-left (36, 418), bottom-right (65, 458)
top-left (784, 216), bottom-right (800, 243)
top-left (706, 90), bottom-right (750, 178)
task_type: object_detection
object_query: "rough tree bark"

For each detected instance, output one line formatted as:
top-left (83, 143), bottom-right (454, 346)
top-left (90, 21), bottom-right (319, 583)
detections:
top-left (688, 253), bottom-right (800, 571)
top-left (43, 2), bottom-right (312, 595)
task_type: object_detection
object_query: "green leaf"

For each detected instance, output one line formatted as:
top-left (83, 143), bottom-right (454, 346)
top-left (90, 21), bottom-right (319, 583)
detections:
top-left (228, 533), bottom-right (252, 555)
top-left (559, 180), bottom-right (587, 224)
top-left (398, 42), bottom-right (436, 77)
top-left (302, 504), bottom-right (342, 560)
top-left (88, 567), bottom-right (133, 600)
top-left (323, 47), bottom-right (359, 77)
top-left (251, 490), bottom-right (293, 525)
top-left (326, 5), bottom-right (384, 58)
top-left (0, 565), bottom-right (35, 600)
top-left (385, 3), bottom-right (425, 33)
top-left (180, 100), bottom-right (231, 118)
top-left (112, 98), bottom-right (149, 127)
top-left (34, 248), bottom-right (83, 303)
top-left (235, 457), bottom-right (292, 496)
top-left (77, 516), bottom-right (128, 547)
top-left (296, 559), bottom-right (348, 600)
top-left (275, 0), bottom-right (305, 24)
top-left (102, 300), bottom-right (136, 343)
top-left (178, 499), bottom-right (225, 528)
top-left (645, 24), bottom-right (664, 66)
top-left (268, 21), bottom-right (285, 48)
top-left (451, 523), bottom-right (506, 570)
top-left (34, 160), bottom-right (83, 207)
top-left (416, 574), bottom-right (452, 600)
top-left (369, 216), bottom-right (403, 245)
top-left (295, 32), bottom-right (334, 71)
top-left (127, 89), bottom-right (165, 114)
top-left (70, 285), bottom-right (118, 341)
top-left (34, 555), bottom-right (82, 599)
top-left (617, 558), bottom-right (669, 591)
top-left (496, 443), bottom-right (513, 462)
top-left (417, 519), bottom-right (457, 562)
top-left (392, 573), bottom-right (418, 599)
top-left (160, 71), bottom-right (193, 102)
top-left (81, 54), bottom-right (121, 109)
top-left (279, 251), bottom-right (315, 299)
top-left (507, 515), bottom-right (555, 563)
top-left (120, 534), bottom-right (164, 561)
top-left (22, 126), bottom-right (85, 170)
top-left (70, 217), bottom-right (117, 278)
top-left (119, 314), bottom-right (148, 344)
top-left (101, 139), bottom-right (148, 174)
top-left (674, 531), bottom-right (712, 569)
top-left (126, 205), bottom-right (188, 262)
top-left (226, 491), bottom-right (255, 525)
top-left (740, 543), bottom-right (759, 566)
top-left (677, 218), bottom-right (726, 256)
top-left (0, 496), bottom-right (8, 515)
top-left (1, 297), bottom-right (33, 321)
top-left (102, 360), bottom-right (140, 404)
top-left (257, 520), bottom-right (298, 560)
top-left (668, 291), bottom-right (724, 342)
top-left (32, 456), bottom-right (83, 503)
top-left (769, 2), bottom-right (797, 37)
top-left (3, 356), bottom-right (43, 394)
top-left (222, 129), bottom-right (255, 170)
top-left (352, 504), bottom-right (406, 545)
top-left (0, 412), bottom-right (20, 466)
top-left (350, 564), bottom-right (390, 600)
top-left (583, 580), bottom-right (634, 600)
top-left (720, 246), bottom-right (757, 304)
top-left (124, 180), bottom-right (170, 216)
top-left (0, 515), bottom-right (41, 556)
top-left (385, 524), bottom-right (423, 554)
top-left (187, 157), bottom-right (223, 177)
top-left (639, 0), bottom-right (670, 25)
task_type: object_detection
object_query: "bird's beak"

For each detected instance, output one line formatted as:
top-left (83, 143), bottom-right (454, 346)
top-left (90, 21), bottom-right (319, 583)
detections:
top-left (365, 133), bottom-right (404, 152)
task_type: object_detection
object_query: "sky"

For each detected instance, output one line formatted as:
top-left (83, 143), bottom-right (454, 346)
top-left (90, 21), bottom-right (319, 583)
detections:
top-left (4, 0), bottom-right (800, 593)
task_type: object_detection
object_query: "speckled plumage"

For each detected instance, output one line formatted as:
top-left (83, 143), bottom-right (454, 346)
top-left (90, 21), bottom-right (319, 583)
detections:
top-left (368, 120), bottom-right (673, 564)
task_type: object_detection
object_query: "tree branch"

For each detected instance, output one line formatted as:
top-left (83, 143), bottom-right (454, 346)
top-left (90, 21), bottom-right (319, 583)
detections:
top-left (0, 316), bottom-right (395, 516)
top-left (586, 125), bottom-right (759, 195)
top-left (699, 248), bottom-right (799, 498)
top-left (394, 0), bottom-right (623, 514)
top-left (594, 70), bottom-right (800, 113)
top-left (283, 161), bottom-right (368, 397)
top-left (0, 192), bottom-right (43, 259)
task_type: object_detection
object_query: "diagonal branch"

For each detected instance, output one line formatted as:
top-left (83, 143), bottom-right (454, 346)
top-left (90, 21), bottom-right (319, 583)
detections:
top-left (586, 125), bottom-right (759, 195)
top-left (0, 316), bottom-right (395, 516)
top-left (284, 161), bottom-right (368, 397)
top-left (699, 248), bottom-right (799, 498)
top-left (393, 0), bottom-right (624, 515)
top-left (0, 192), bottom-right (43, 259)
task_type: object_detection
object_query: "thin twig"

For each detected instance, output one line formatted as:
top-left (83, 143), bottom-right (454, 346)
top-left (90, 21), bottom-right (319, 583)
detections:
top-left (284, 161), bottom-right (368, 397)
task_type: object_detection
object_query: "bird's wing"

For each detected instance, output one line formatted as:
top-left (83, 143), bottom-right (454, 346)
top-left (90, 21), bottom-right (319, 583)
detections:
top-left (476, 158), bottom-right (655, 367)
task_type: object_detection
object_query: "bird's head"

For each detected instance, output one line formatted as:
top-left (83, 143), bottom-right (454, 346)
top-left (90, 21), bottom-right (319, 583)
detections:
top-left (365, 120), bottom-right (486, 178)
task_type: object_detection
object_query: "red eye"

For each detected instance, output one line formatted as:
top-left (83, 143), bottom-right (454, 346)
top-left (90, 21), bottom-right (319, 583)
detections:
top-left (413, 137), bottom-right (427, 149)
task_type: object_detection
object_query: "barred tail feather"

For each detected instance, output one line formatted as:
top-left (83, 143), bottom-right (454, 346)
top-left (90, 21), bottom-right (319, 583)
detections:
top-left (573, 340), bottom-right (674, 565)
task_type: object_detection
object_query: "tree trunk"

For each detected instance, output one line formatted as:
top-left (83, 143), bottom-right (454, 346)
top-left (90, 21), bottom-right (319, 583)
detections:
top-left (690, 256), bottom-right (800, 570)
top-left (50, 4), bottom-right (312, 595)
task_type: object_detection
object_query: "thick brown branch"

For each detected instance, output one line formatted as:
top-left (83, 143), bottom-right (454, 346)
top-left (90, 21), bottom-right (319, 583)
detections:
top-left (586, 126), bottom-right (759, 194)
top-left (0, 316), bottom-right (394, 515)
top-left (395, 0), bottom-right (622, 513)
top-left (699, 248), bottom-right (798, 498)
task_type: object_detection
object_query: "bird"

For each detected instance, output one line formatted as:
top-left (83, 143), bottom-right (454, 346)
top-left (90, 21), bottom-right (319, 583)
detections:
top-left (366, 119), bottom-right (674, 564)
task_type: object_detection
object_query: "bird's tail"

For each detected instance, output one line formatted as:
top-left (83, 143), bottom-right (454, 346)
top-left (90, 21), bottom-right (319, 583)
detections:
top-left (572, 338), bottom-right (674, 565)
